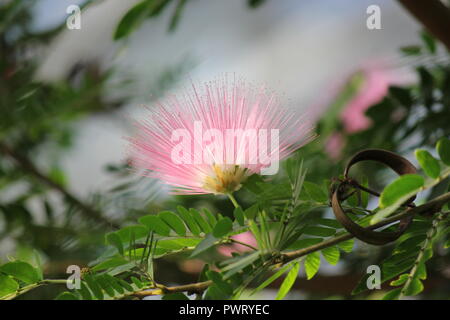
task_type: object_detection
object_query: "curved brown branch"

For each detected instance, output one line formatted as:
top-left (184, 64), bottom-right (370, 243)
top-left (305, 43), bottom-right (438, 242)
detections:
top-left (0, 142), bottom-right (120, 229)
top-left (397, 0), bottom-right (450, 51)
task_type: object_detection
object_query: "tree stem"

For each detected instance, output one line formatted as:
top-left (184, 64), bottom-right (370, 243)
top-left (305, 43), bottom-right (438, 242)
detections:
top-left (0, 142), bottom-right (120, 229)
top-left (397, 0), bottom-right (450, 51)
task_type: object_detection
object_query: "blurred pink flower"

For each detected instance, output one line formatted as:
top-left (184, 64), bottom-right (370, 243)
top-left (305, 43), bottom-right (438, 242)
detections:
top-left (341, 67), bottom-right (390, 133)
top-left (128, 77), bottom-right (314, 195)
top-left (218, 231), bottom-right (257, 257)
top-left (325, 132), bottom-right (345, 160)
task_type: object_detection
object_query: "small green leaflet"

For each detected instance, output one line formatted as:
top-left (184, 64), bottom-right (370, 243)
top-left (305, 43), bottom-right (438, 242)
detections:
top-left (275, 262), bottom-right (300, 300)
top-left (0, 275), bottom-right (19, 298)
top-left (233, 207), bottom-right (245, 226)
top-left (415, 149), bottom-right (440, 179)
top-left (436, 137), bottom-right (450, 166)
top-left (213, 217), bottom-right (233, 238)
top-left (305, 252), bottom-right (321, 280)
top-left (321, 246), bottom-right (340, 265)
top-left (189, 234), bottom-right (217, 258)
top-left (159, 211), bottom-right (186, 236)
top-left (250, 264), bottom-right (291, 296)
top-left (303, 181), bottom-right (328, 203)
top-left (139, 215), bottom-right (170, 236)
top-left (0, 261), bottom-right (41, 284)
top-left (373, 174), bottom-right (424, 224)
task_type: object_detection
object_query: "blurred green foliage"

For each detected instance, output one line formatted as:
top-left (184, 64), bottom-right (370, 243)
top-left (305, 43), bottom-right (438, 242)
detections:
top-left (0, 0), bottom-right (449, 300)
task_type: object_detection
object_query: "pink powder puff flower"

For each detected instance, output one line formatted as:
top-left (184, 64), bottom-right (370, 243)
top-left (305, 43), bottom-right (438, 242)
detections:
top-left (127, 77), bottom-right (314, 195)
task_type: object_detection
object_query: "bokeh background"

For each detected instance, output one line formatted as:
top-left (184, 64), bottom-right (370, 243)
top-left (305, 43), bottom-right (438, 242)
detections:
top-left (1, 0), bottom-right (449, 299)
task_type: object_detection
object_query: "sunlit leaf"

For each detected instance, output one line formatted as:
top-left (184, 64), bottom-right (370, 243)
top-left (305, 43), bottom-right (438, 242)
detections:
top-left (304, 252), bottom-right (321, 280)
top-left (275, 262), bottom-right (300, 300)
top-left (415, 149), bottom-right (440, 179)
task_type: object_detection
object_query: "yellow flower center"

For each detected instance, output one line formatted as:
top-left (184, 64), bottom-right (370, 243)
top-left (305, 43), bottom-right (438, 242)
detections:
top-left (203, 165), bottom-right (248, 194)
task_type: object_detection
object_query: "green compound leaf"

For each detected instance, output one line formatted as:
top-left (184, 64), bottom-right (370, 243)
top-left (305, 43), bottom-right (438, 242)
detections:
top-left (159, 211), bottom-right (186, 236)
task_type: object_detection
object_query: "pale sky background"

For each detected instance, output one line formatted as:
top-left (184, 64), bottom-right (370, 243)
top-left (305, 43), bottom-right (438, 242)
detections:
top-left (33, 0), bottom-right (421, 199)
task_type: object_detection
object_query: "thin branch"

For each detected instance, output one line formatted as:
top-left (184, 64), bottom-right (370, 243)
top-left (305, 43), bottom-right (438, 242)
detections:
top-left (397, 0), bottom-right (450, 51)
top-left (0, 142), bottom-right (120, 229)
top-left (399, 211), bottom-right (447, 299)
top-left (3, 279), bottom-right (67, 300)
top-left (131, 190), bottom-right (450, 298)
top-left (131, 281), bottom-right (212, 298)
top-left (229, 238), bottom-right (258, 251)
top-left (281, 191), bottom-right (450, 264)
top-left (9, 191), bottom-right (449, 300)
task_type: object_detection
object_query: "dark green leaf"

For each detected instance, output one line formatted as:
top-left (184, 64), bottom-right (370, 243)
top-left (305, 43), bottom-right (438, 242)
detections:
top-left (114, 1), bottom-right (151, 40)
top-left (421, 31), bottom-right (436, 54)
top-left (248, 0), bottom-right (266, 8)
top-left (91, 256), bottom-right (129, 272)
top-left (207, 271), bottom-right (233, 295)
top-left (168, 0), bottom-right (187, 31)
top-left (288, 238), bottom-right (323, 250)
top-left (190, 208), bottom-right (212, 233)
top-left (84, 274), bottom-right (104, 300)
top-left (190, 234), bottom-right (217, 258)
top-left (400, 46), bottom-right (421, 56)
top-left (116, 225), bottom-right (149, 243)
top-left (302, 226), bottom-right (336, 237)
top-left (176, 206), bottom-right (201, 236)
top-left (233, 207), bottom-right (245, 226)
top-left (213, 217), bottom-right (233, 238)
top-left (106, 232), bottom-right (124, 255)
top-left (436, 137), bottom-right (450, 166)
top-left (159, 211), bottom-right (186, 236)
top-left (404, 278), bottom-right (423, 296)
top-left (303, 181), bottom-right (328, 203)
top-left (139, 215), bottom-right (170, 236)
top-left (0, 275), bottom-right (19, 298)
top-left (382, 288), bottom-right (401, 300)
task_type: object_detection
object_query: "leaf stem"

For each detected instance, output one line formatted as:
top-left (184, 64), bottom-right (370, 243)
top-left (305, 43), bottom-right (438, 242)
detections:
top-left (399, 211), bottom-right (447, 299)
top-left (227, 193), bottom-right (239, 209)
